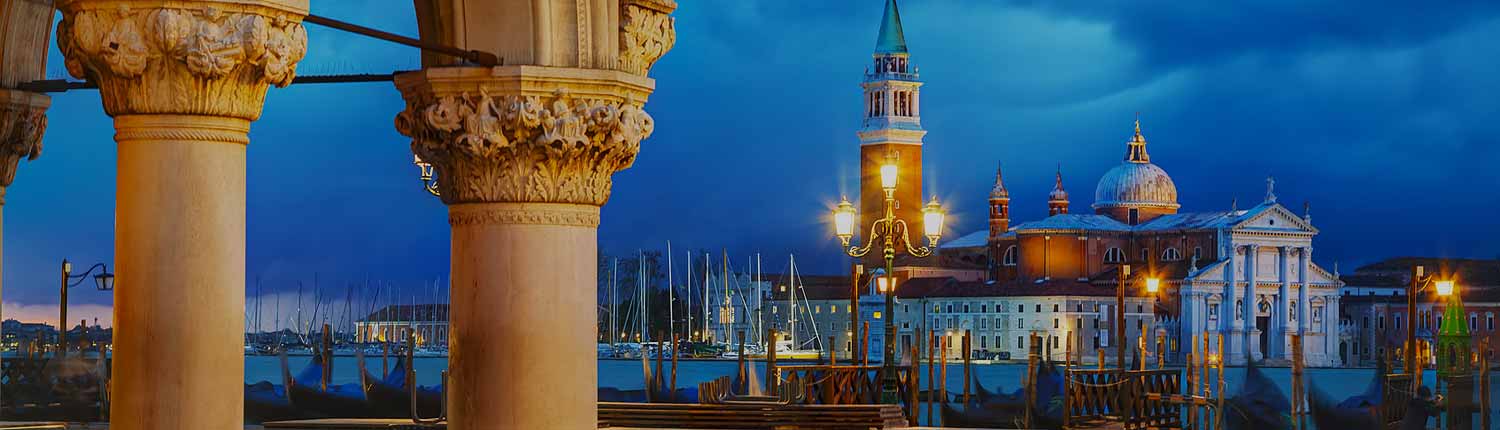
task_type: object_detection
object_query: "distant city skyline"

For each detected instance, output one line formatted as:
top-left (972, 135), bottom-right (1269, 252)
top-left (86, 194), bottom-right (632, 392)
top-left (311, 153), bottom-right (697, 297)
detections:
top-left (5, 0), bottom-right (1499, 316)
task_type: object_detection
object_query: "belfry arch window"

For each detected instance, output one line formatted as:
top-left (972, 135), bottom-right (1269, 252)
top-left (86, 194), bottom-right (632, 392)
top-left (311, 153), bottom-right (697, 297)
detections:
top-left (1103, 247), bottom-right (1125, 264)
top-left (1161, 247), bottom-right (1182, 261)
top-left (1003, 246), bottom-right (1018, 266)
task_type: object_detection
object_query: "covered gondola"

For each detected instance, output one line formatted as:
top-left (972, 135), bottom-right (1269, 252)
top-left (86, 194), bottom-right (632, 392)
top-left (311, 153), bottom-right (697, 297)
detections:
top-left (282, 350), bottom-right (370, 418)
top-left (1223, 361), bottom-right (1292, 430)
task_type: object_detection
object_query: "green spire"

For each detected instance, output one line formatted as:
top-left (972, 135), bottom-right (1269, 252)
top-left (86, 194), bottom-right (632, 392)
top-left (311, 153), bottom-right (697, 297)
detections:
top-left (1436, 292), bottom-right (1472, 375)
top-left (874, 0), bottom-right (908, 54)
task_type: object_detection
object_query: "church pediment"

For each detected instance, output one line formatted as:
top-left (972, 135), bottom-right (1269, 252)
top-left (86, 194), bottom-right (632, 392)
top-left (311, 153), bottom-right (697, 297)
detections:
top-left (1230, 203), bottom-right (1317, 234)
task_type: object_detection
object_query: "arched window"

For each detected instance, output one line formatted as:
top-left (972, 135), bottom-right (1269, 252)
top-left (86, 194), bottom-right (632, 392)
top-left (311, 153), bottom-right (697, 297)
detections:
top-left (1103, 247), bottom-right (1125, 264)
top-left (1003, 246), bottom-right (1018, 266)
top-left (1161, 247), bottom-right (1182, 261)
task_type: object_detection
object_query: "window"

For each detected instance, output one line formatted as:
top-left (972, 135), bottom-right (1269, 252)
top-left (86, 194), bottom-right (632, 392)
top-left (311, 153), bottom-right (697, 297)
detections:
top-left (1470, 314), bottom-right (1478, 331)
top-left (1077, 317), bottom-right (1082, 328)
top-left (1053, 304), bottom-right (1060, 312)
top-left (1095, 304), bottom-right (1102, 312)
top-left (1035, 304), bottom-right (1042, 312)
top-left (1053, 319), bottom-right (1059, 329)
top-left (1104, 248), bottom-right (1125, 264)
top-left (1017, 318), bottom-right (1024, 329)
top-left (980, 319), bottom-right (988, 329)
top-left (1395, 314), bottom-right (1401, 330)
top-left (980, 336), bottom-right (987, 348)
top-left (1209, 303), bottom-right (1219, 317)
top-left (1162, 247), bottom-right (1182, 261)
top-left (1141, 248), bottom-right (1150, 262)
top-left (1488, 315), bottom-right (1495, 331)
top-left (934, 305), bottom-right (940, 313)
top-left (1093, 318), bottom-right (1099, 329)
top-left (935, 319), bottom-right (942, 329)
top-left (1018, 305), bottom-right (1024, 313)
top-left (980, 304), bottom-right (988, 313)
top-left (815, 306), bottom-right (821, 314)
top-left (1129, 208), bottom-right (1139, 225)
top-left (1017, 337), bottom-right (1024, 348)
top-left (947, 305), bottom-right (953, 313)
top-left (964, 304), bottom-right (971, 313)
top-left (1378, 316), bottom-right (1384, 330)
top-left (1077, 304), bottom-right (1084, 312)
top-left (1003, 246), bottom-right (1018, 266)
top-left (1193, 247), bottom-right (1203, 260)
top-left (1136, 304), bottom-right (1143, 313)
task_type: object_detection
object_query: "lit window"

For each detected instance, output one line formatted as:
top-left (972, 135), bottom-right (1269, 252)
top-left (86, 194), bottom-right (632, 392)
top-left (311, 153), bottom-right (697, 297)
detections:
top-left (1003, 246), bottom-right (1018, 266)
top-left (873, 311), bottom-right (882, 319)
top-left (1161, 248), bottom-right (1182, 261)
top-left (1104, 248), bottom-right (1125, 264)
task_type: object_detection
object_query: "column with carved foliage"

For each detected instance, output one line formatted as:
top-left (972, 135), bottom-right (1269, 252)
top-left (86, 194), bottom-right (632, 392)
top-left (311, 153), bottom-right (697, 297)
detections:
top-left (394, 1), bottom-right (672, 428)
top-left (54, 1), bottom-right (306, 428)
top-left (0, 88), bottom-right (47, 412)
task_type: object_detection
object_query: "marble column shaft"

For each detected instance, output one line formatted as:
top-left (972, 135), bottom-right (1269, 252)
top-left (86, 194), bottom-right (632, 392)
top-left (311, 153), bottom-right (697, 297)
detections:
top-left (55, 2), bottom-right (306, 428)
top-left (395, 63), bottom-right (664, 430)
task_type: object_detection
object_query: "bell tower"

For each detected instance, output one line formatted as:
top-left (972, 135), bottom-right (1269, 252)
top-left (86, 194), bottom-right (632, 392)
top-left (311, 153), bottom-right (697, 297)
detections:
top-left (988, 163), bottom-right (1010, 240)
top-left (858, 0), bottom-right (926, 267)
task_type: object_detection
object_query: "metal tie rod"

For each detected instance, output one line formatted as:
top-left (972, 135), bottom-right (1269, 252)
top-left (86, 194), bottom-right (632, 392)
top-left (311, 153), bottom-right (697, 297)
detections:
top-left (18, 74), bottom-right (397, 93)
top-left (303, 14), bottom-right (500, 67)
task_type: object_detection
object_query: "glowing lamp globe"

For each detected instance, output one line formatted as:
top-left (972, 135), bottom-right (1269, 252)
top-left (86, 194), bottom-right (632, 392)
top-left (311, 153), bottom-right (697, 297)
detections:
top-left (1435, 280), bottom-right (1455, 297)
top-left (834, 197), bottom-right (857, 239)
top-left (921, 197), bottom-right (944, 239)
top-left (880, 164), bottom-right (898, 190)
top-left (1145, 278), bottom-right (1160, 294)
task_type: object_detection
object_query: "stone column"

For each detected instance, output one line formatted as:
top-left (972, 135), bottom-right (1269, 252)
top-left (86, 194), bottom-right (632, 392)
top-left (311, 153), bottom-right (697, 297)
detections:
top-left (0, 88), bottom-right (48, 413)
top-left (395, 61), bottom-right (663, 427)
top-left (1298, 247), bottom-right (1311, 335)
top-left (1244, 245), bottom-right (1259, 362)
top-left (55, 2), bottom-right (306, 429)
top-left (1272, 246), bottom-right (1290, 359)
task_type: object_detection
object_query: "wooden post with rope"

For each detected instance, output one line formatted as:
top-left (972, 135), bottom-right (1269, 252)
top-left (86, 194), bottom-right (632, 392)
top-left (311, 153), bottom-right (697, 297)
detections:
top-left (1215, 333), bottom-right (1226, 430)
top-left (940, 334), bottom-right (949, 419)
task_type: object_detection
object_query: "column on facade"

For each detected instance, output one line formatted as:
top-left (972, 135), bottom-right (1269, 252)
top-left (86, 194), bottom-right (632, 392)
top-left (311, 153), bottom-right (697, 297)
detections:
top-left (54, 1), bottom-right (308, 428)
top-left (1243, 245), bottom-right (1259, 362)
top-left (1298, 247), bottom-right (1311, 335)
top-left (1325, 295), bottom-right (1340, 366)
top-left (1272, 246), bottom-right (1290, 359)
top-left (1222, 241), bottom-right (1237, 334)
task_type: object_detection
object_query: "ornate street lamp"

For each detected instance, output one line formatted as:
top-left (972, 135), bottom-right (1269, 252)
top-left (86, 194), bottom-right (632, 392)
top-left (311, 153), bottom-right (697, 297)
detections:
top-left (59, 259), bottom-right (113, 357)
top-left (413, 154), bottom-right (440, 196)
top-left (829, 151), bottom-right (944, 404)
top-left (1406, 266), bottom-right (1456, 375)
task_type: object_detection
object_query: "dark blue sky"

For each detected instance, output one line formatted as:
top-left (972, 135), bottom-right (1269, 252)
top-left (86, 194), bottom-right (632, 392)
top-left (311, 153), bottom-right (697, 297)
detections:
top-left (5, 1), bottom-right (1499, 323)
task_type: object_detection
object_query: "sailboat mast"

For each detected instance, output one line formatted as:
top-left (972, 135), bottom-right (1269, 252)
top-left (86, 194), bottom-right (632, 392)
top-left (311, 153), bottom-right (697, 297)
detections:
top-left (756, 253), bottom-right (762, 345)
top-left (667, 241), bottom-right (674, 343)
top-left (639, 253), bottom-right (647, 343)
top-left (610, 258), bottom-right (618, 346)
top-left (685, 251), bottom-right (694, 342)
top-left (789, 254), bottom-right (797, 351)
top-left (703, 253), bottom-right (710, 343)
top-left (722, 249), bottom-right (730, 347)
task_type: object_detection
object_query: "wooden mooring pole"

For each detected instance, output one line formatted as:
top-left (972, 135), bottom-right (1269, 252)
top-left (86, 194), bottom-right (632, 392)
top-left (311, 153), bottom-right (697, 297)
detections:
top-left (766, 329), bottom-right (778, 394)
top-left (962, 330), bottom-right (972, 405)
top-left (1479, 337), bottom-right (1490, 430)
top-left (909, 342), bottom-right (920, 426)
top-left (670, 334), bottom-right (679, 400)
top-left (926, 330), bottom-right (935, 425)
top-left (939, 334), bottom-right (948, 416)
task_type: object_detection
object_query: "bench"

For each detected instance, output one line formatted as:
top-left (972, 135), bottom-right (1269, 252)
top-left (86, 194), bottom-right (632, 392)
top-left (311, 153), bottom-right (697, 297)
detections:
top-left (598, 402), bottom-right (907, 429)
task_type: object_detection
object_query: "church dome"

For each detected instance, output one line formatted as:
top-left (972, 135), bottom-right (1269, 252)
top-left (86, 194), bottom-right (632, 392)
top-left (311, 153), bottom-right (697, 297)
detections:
top-left (1092, 118), bottom-right (1180, 211)
top-left (1093, 162), bottom-right (1179, 210)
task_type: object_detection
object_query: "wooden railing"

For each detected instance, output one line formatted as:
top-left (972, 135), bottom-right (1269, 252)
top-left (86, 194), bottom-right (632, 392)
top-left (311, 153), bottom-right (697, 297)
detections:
top-left (771, 364), bottom-right (917, 423)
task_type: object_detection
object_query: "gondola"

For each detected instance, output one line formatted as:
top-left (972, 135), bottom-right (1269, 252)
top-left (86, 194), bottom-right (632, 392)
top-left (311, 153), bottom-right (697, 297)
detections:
top-left (938, 359), bottom-right (1064, 429)
top-left (359, 353), bottom-right (441, 418)
top-left (282, 350), bottom-right (371, 418)
top-left (1223, 361), bottom-right (1292, 430)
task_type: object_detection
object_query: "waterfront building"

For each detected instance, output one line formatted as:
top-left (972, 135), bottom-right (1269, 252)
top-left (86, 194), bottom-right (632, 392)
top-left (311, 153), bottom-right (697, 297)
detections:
top-left (355, 304), bottom-right (449, 347)
top-left (1339, 257), bottom-right (1500, 366)
top-left (769, 276), bottom-right (1154, 364)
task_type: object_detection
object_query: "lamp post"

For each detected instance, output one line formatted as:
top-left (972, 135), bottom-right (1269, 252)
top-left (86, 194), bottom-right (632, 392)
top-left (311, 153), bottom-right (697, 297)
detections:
top-left (1406, 265), bottom-right (1455, 375)
top-left (59, 259), bottom-right (114, 357)
top-left (831, 151), bottom-right (945, 404)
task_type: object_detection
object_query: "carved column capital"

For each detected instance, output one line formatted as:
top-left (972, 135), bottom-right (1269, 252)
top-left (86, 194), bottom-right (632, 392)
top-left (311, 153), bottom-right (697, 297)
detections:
top-left (618, 0), bottom-right (677, 76)
top-left (0, 89), bottom-right (51, 200)
top-left (394, 66), bottom-right (657, 207)
top-left (55, 0), bottom-right (309, 120)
